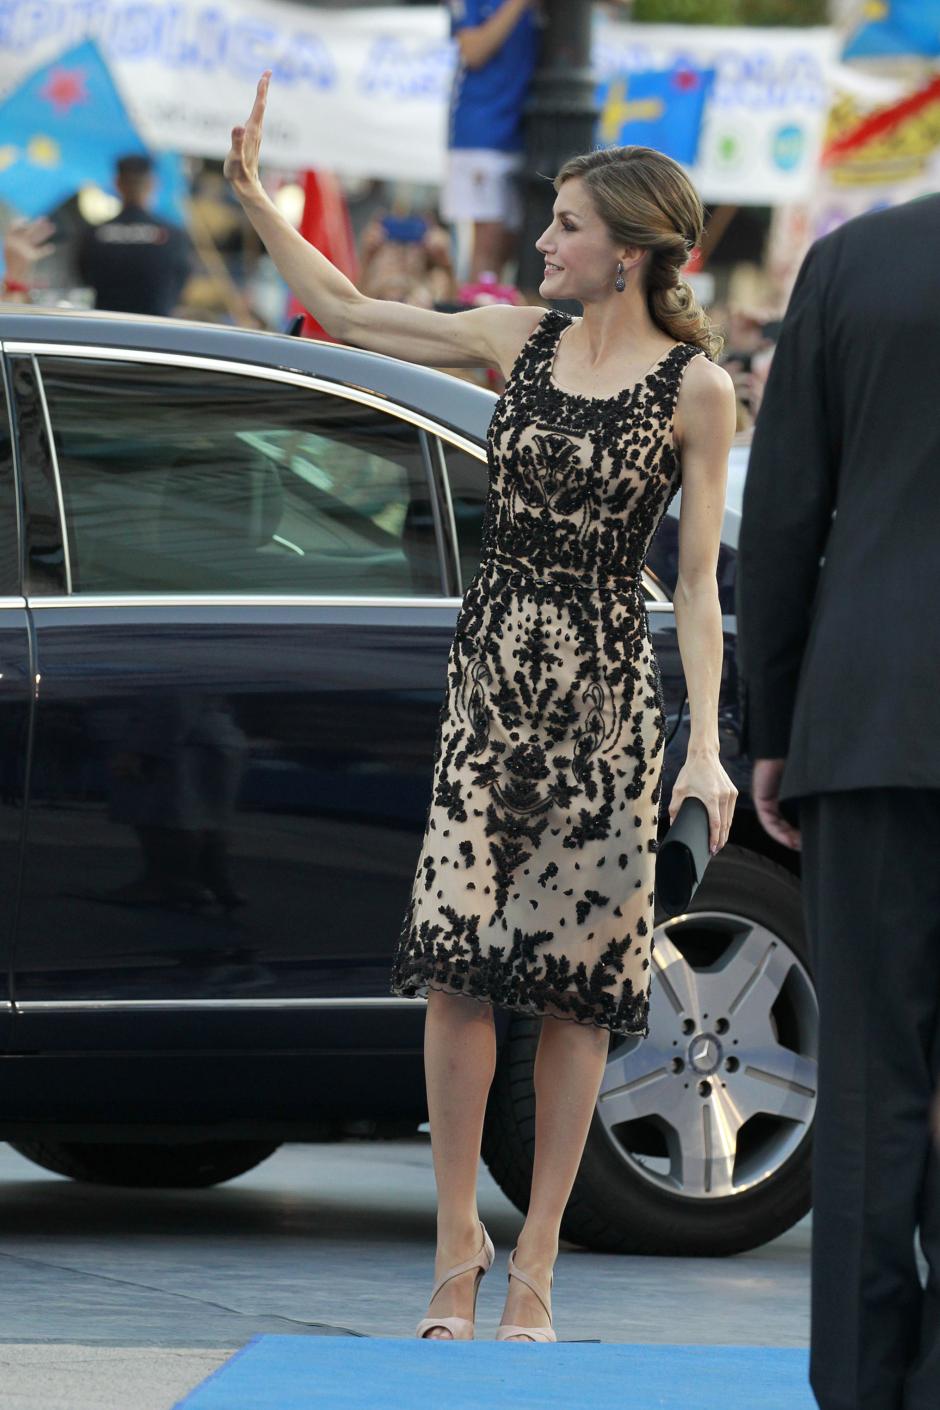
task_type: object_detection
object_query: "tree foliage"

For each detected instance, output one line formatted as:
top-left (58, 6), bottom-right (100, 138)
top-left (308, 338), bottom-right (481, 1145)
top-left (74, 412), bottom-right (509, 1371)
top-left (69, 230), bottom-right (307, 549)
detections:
top-left (631, 0), bottom-right (828, 24)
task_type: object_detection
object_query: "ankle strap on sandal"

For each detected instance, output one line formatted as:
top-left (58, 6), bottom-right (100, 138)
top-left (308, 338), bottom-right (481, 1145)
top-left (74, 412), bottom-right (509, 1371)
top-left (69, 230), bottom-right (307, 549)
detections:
top-left (507, 1250), bottom-right (553, 1322)
top-left (427, 1224), bottom-right (492, 1304)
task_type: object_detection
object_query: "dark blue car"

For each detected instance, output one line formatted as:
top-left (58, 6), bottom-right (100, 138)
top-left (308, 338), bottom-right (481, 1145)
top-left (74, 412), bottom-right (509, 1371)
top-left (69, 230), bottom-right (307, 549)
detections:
top-left (0, 308), bottom-right (816, 1254)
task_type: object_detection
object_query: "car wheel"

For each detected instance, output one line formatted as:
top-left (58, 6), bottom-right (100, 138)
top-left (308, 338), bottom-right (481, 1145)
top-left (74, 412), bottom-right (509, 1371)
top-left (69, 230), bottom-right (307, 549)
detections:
top-left (8, 1139), bottom-right (281, 1188)
top-left (482, 845), bottom-right (816, 1255)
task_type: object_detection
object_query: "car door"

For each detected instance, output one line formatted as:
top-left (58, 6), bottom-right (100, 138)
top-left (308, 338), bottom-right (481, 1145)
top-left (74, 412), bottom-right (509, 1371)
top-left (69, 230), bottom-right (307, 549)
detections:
top-left (6, 345), bottom-right (459, 1059)
top-left (0, 355), bottom-right (32, 1051)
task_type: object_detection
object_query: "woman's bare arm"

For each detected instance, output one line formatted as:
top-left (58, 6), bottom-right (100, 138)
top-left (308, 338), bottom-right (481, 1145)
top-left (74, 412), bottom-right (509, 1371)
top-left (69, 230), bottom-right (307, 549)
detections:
top-left (225, 73), bottom-right (544, 371)
top-left (669, 356), bottom-right (739, 853)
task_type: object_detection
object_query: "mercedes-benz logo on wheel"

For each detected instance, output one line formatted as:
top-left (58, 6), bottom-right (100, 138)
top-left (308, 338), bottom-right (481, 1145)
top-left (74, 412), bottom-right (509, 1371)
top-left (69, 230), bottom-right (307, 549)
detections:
top-left (689, 1034), bottom-right (721, 1074)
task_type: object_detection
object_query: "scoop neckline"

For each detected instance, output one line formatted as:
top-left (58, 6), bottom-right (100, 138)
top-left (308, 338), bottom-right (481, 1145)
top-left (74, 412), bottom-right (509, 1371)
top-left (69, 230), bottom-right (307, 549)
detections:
top-left (546, 313), bottom-right (685, 404)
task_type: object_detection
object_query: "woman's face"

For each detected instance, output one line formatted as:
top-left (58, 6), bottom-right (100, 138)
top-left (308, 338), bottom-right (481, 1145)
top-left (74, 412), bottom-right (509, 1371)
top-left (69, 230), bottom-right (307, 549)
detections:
top-left (535, 177), bottom-right (626, 304)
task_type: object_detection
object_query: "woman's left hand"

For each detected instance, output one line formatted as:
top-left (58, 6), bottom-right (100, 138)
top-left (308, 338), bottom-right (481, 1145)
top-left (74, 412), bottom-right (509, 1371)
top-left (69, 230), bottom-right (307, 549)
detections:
top-left (668, 748), bottom-right (738, 855)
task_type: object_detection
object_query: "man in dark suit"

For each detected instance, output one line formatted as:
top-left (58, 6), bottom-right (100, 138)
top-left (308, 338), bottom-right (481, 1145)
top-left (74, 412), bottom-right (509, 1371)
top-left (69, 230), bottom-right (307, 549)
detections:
top-left (736, 194), bottom-right (940, 1410)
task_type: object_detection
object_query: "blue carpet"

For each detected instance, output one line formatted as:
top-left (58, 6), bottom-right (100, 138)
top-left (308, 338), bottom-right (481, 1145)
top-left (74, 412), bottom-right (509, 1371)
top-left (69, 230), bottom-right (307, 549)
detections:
top-left (173, 1336), bottom-right (815, 1409)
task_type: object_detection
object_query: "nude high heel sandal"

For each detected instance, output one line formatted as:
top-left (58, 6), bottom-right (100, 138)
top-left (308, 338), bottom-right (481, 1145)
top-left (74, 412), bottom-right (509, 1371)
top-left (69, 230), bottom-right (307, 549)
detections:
top-left (415, 1222), bottom-right (495, 1340)
top-left (495, 1248), bottom-right (557, 1343)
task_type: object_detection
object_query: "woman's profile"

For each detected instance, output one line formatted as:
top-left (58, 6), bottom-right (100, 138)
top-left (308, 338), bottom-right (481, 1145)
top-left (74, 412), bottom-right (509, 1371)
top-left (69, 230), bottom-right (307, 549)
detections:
top-left (225, 71), bottom-right (737, 1343)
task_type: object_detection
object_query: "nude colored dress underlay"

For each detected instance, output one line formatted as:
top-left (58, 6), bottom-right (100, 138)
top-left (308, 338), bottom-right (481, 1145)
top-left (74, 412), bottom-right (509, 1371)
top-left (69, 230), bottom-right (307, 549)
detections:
top-left (391, 308), bottom-right (703, 1036)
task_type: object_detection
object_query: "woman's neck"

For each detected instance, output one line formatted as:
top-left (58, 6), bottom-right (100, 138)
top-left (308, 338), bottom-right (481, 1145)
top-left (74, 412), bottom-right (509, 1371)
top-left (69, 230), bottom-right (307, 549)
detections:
top-left (573, 293), bottom-right (667, 365)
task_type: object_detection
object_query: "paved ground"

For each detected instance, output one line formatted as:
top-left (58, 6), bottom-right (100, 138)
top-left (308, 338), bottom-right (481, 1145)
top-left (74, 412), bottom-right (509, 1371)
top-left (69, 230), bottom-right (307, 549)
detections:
top-left (0, 1137), bottom-right (811, 1409)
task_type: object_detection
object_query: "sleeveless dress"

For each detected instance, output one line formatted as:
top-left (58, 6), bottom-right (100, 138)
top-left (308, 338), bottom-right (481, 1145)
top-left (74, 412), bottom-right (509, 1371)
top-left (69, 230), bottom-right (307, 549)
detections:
top-left (390, 308), bottom-right (704, 1036)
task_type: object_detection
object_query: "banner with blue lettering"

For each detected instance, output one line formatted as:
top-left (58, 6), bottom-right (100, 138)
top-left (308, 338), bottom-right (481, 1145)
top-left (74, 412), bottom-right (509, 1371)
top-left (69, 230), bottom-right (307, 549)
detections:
top-left (0, 40), bottom-right (147, 216)
top-left (843, 1), bottom-right (940, 60)
top-left (0, 5), bottom-right (838, 201)
top-left (597, 65), bottom-right (715, 165)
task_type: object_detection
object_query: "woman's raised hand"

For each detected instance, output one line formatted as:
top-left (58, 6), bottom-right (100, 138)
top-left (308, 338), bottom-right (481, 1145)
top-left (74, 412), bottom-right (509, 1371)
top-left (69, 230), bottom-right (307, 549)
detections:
top-left (224, 71), bottom-right (271, 195)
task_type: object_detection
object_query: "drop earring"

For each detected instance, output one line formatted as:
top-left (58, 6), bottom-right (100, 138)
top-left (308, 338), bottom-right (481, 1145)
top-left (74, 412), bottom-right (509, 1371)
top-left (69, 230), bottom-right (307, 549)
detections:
top-left (614, 261), bottom-right (626, 292)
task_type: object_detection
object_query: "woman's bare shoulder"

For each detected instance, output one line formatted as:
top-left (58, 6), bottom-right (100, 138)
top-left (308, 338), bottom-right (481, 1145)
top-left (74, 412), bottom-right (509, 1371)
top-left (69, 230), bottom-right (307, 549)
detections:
top-left (474, 302), bottom-right (550, 376)
top-left (675, 352), bottom-right (737, 452)
top-left (678, 351), bottom-right (735, 405)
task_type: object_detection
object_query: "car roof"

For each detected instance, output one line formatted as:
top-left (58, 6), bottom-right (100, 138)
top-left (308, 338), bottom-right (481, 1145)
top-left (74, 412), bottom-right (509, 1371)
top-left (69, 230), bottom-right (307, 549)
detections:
top-left (0, 305), bottom-right (498, 444)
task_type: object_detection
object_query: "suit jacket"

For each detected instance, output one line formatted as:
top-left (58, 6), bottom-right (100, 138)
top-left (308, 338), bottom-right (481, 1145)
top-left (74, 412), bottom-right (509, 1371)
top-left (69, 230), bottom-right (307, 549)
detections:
top-left (736, 194), bottom-right (940, 803)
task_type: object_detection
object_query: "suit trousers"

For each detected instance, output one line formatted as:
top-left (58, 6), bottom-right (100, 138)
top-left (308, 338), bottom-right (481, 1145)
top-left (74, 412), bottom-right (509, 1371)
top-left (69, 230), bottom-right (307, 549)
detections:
top-left (799, 790), bottom-right (940, 1410)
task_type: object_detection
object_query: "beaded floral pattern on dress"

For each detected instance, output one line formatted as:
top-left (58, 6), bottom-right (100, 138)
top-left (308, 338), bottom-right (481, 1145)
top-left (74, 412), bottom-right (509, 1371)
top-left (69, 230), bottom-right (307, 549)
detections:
top-left (390, 308), bottom-right (703, 1036)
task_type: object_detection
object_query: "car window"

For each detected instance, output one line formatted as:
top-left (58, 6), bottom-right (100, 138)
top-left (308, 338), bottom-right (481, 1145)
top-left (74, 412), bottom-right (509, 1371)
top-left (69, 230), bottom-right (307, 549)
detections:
top-left (439, 439), bottom-right (663, 603)
top-left (438, 441), bottom-right (486, 590)
top-left (0, 364), bottom-right (18, 594)
top-left (36, 357), bottom-right (443, 597)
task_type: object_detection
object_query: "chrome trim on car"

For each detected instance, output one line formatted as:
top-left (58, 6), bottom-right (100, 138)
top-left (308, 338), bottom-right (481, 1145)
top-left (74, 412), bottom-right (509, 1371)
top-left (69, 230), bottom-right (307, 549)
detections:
top-left (25, 593), bottom-right (466, 610)
top-left (0, 597), bottom-right (27, 609)
top-left (24, 592), bottom-right (675, 613)
top-left (14, 997), bottom-right (427, 1012)
top-left (32, 354), bottom-right (72, 594)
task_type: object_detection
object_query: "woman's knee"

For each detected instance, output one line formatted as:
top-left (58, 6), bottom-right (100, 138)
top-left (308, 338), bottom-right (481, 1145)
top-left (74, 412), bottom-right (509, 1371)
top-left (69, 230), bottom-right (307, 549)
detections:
top-left (426, 987), bottom-right (494, 1025)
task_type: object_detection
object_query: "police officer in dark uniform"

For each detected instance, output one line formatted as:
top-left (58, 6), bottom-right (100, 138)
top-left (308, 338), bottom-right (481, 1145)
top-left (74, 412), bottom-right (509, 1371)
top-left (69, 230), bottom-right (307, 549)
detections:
top-left (79, 154), bottom-right (191, 317)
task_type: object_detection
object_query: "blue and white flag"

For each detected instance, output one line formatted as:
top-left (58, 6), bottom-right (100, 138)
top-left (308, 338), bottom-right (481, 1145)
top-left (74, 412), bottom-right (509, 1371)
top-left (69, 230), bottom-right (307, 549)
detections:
top-left (0, 40), bottom-right (148, 217)
top-left (150, 151), bottom-right (188, 227)
top-left (596, 64), bottom-right (715, 167)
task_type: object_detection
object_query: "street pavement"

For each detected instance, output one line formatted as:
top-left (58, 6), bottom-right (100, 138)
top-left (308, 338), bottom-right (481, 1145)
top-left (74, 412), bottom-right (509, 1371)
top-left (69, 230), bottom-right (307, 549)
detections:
top-left (0, 1136), bottom-right (811, 1409)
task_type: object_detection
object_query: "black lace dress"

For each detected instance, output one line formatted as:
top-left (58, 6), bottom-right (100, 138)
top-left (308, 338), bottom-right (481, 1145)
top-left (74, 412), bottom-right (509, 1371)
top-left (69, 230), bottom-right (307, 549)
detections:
top-left (390, 308), bottom-right (703, 1036)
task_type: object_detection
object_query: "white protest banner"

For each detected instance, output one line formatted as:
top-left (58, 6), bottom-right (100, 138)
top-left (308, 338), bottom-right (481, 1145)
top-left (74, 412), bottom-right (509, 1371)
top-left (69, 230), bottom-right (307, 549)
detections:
top-left (0, 4), bottom-right (837, 199)
top-left (593, 16), bottom-right (839, 204)
top-left (0, 2), bottom-right (453, 182)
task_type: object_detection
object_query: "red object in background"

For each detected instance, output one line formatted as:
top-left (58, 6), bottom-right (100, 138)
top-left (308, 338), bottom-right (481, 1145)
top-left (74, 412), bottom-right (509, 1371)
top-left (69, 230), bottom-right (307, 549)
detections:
top-left (457, 273), bottom-right (523, 307)
top-left (456, 274), bottom-right (523, 391)
top-left (287, 170), bottom-right (358, 340)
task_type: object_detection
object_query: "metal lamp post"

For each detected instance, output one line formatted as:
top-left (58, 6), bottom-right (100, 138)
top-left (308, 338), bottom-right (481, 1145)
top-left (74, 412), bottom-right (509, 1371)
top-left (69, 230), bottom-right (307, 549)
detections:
top-left (516, 0), bottom-right (599, 297)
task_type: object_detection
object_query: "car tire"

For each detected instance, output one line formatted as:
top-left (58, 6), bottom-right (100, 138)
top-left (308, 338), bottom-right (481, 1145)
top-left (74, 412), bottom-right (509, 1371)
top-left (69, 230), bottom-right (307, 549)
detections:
top-left (8, 1138), bottom-right (281, 1188)
top-left (481, 845), bottom-right (814, 1255)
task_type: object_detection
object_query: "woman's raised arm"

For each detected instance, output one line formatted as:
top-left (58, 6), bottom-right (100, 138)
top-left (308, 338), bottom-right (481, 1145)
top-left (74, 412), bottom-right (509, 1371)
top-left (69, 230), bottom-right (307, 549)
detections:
top-left (224, 73), bottom-right (543, 370)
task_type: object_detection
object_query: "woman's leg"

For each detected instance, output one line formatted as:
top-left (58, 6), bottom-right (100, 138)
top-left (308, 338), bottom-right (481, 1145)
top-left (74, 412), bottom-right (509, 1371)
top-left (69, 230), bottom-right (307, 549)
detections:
top-left (421, 987), bottom-right (497, 1338)
top-left (498, 1017), bottom-right (609, 1340)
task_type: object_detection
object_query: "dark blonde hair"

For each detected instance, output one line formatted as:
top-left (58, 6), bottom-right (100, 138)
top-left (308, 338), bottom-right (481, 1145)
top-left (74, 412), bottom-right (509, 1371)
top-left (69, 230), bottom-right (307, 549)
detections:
top-left (554, 146), bottom-right (723, 359)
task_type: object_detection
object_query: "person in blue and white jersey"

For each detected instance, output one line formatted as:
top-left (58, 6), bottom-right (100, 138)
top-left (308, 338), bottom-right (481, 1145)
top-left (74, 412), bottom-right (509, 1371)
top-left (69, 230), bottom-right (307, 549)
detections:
top-left (442, 0), bottom-right (541, 280)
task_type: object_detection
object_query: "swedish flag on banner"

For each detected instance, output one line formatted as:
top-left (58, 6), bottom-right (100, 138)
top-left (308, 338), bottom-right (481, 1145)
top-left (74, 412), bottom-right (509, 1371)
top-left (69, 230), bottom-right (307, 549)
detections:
top-left (844, 1), bottom-right (940, 59)
top-left (0, 39), bottom-right (147, 217)
top-left (596, 65), bottom-right (715, 167)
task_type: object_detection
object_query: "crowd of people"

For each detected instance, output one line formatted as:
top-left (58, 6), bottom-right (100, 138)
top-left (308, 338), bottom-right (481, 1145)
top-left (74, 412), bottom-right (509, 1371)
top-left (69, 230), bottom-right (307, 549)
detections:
top-left (0, 0), bottom-right (781, 422)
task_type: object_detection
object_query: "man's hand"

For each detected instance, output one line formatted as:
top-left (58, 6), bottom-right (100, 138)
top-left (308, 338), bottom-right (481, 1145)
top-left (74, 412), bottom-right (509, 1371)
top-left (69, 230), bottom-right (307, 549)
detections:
top-left (752, 757), bottom-right (801, 850)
